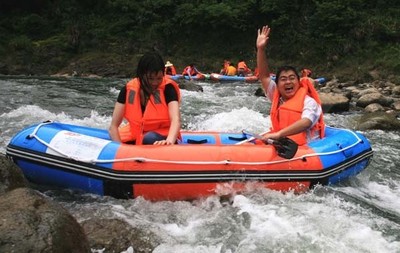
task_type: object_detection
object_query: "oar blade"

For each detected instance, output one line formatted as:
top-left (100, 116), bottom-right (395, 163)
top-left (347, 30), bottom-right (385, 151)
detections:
top-left (272, 137), bottom-right (298, 159)
top-left (241, 130), bottom-right (299, 159)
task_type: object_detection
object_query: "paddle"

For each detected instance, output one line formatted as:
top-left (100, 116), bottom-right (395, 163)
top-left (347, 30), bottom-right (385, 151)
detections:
top-left (238, 130), bottom-right (299, 159)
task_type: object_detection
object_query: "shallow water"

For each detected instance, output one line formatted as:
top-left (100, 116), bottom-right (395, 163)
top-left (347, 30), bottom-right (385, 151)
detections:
top-left (1, 75), bottom-right (399, 253)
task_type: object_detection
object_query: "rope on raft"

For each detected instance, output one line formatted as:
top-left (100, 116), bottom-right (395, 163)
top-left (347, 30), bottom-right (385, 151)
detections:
top-left (28, 121), bottom-right (364, 165)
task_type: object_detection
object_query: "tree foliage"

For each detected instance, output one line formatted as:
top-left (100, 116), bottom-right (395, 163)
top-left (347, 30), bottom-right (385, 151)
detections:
top-left (0, 0), bottom-right (399, 77)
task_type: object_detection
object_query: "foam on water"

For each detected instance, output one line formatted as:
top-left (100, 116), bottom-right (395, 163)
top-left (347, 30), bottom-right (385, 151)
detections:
top-left (338, 179), bottom-right (400, 219)
top-left (0, 105), bottom-right (110, 153)
top-left (91, 187), bottom-right (400, 253)
top-left (187, 107), bottom-right (269, 133)
top-left (229, 191), bottom-right (400, 252)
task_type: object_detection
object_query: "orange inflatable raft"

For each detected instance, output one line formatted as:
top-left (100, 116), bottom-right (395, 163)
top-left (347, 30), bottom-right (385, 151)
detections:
top-left (6, 121), bottom-right (373, 201)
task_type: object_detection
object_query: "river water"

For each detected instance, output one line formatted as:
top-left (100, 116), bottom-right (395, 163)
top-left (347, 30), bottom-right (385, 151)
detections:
top-left (1, 75), bottom-right (400, 252)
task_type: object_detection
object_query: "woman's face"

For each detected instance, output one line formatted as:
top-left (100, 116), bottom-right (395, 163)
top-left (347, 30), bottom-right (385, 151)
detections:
top-left (146, 71), bottom-right (164, 89)
top-left (277, 70), bottom-right (300, 101)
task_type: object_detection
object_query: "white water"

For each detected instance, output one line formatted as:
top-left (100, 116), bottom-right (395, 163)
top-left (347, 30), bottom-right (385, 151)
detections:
top-left (1, 76), bottom-right (400, 252)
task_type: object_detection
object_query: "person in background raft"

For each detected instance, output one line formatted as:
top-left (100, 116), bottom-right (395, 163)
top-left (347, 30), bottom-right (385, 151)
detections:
top-left (237, 59), bottom-right (252, 77)
top-left (256, 25), bottom-right (325, 145)
top-left (164, 60), bottom-right (177, 75)
top-left (182, 63), bottom-right (201, 81)
top-left (225, 62), bottom-right (237, 76)
top-left (109, 51), bottom-right (181, 145)
top-left (219, 59), bottom-right (230, 75)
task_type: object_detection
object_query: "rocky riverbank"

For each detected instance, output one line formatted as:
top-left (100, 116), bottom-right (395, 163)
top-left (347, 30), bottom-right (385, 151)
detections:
top-left (254, 77), bottom-right (400, 130)
top-left (318, 78), bottom-right (400, 130)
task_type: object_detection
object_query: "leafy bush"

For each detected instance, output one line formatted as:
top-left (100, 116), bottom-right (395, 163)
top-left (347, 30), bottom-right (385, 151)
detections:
top-left (0, 0), bottom-right (399, 80)
top-left (8, 35), bottom-right (33, 52)
top-left (19, 14), bottom-right (48, 39)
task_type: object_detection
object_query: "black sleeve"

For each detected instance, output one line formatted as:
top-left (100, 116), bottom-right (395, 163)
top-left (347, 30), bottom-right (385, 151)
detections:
top-left (117, 85), bottom-right (127, 104)
top-left (164, 84), bottom-right (179, 104)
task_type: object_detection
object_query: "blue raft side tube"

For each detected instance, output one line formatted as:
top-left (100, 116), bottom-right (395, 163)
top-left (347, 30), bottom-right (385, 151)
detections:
top-left (167, 74), bottom-right (183, 81)
top-left (216, 75), bottom-right (247, 82)
top-left (7, 122), bottom-right (120, 196)
top-left (308, 126), bottom-right (372, 185)
top-left (315, 77), bottom-right (326, 84)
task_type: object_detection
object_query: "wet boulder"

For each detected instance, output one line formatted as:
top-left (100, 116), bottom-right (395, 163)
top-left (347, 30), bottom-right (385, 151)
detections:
top-left (319, 92), bottom-right (350, 113)
top-left (0, 188), bottom-right (90, 252)
top-left (356, 92), bottom-right (393, 108)
top-left (81, 217), bottom-right (161, 253)
top-left (178, 80), bottom-right (203, 92)
top-left (364, 103), bottom-right (385, 113)
top-left (254, 87), bottom-right (265, 97)
top-left (0, 154), bottom-right (28, 195)
top-left (355, 112), bottom-right (400, 131)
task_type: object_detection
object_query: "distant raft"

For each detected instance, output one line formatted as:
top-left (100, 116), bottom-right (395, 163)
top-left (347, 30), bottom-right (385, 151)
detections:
top-left (167, 73), bottom-right (209, 81)
top-left (210, 73), bottom-right (326, 84)
top-left (210, 73), bottom-right (259, 83)
top-left (6, 121), bottom-right (372, 201)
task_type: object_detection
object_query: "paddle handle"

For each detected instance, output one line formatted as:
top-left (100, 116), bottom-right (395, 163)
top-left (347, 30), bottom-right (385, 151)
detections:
top-left (235, 131), bottom-right (269, 145)
top-left (235, 136), bottom-right (256, 145)
top-left (236, 130), bottom-right (299, 159)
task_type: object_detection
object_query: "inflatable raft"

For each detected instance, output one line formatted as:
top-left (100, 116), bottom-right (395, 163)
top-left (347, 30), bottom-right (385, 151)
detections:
top-left (167, 74), bottom-right (210, 81)
top-left (183, 73), bottom-right (209, 81)
top-left (210, 73), bottom-right (327, 84)
top-left (6, 121), bottom-right (373, 201)
top-left (210, 73), bottom-right (259, 83)
top-left (166, 74), bottom-right (183, 81)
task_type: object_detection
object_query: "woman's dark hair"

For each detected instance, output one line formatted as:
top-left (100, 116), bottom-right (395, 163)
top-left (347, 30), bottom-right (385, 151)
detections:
top-left (136, 51), bottom-right (165, 96)
top-left (276, 65), bottom-right (300, 81)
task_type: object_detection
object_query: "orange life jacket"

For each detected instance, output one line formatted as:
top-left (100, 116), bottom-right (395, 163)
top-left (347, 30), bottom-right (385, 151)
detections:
top-left (165, 66), bottom-right (177, 75)
top-left (226, 65), bottom-right (237, 76)
top-left (270, 78), bottom-right (325, 145)
top-left (237, 61), bottom-right (249, 71)
top-left (119, 77), bottom-right (181, 144)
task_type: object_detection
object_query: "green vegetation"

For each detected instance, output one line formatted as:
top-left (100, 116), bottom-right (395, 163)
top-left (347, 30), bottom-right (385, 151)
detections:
top-left (0, 0), bottom-right (399, 81)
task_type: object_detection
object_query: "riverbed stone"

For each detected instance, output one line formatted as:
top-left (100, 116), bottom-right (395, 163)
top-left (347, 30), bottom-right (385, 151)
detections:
top-left (0, 154), bottom-right (28, 195)
top-left (356, 92), bottom-right (394, 108)
top-left (364, 103), bottom-right (385, 113)
top-left (393, 101), bottom-right (400, 111)
top-left (319, 92), bottom-right (350, 113)
top-left (358, 87), bottom-right (381, 96)
top-left (393, 86), bottom-right (400, 96)
top-left (355, 112), bottom-right (400, 131)
top-left (177, 80), bottom-right (203, 92)
top-left (0, 187), bottom-right (90, 253)
top-left (81, 217), bottom-right (161, 253)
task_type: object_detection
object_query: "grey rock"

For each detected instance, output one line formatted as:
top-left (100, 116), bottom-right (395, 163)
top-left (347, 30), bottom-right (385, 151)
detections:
top-left (319, 92), bottom-right (350, 113)
top-left (81, 218), bottom-right (161, 253)
top-left (0, 188), bottom-right (90, 253)
top-left (356, 92), bottom-right (394, 108)
top-left (356, 112), bottom-right (400, 131)
top-left (0, 154), bottom-right (28, 195)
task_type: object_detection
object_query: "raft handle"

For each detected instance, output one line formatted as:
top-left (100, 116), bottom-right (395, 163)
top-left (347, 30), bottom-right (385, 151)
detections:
top-left (187, 139), bottom-right (208, 144)
top-left (228, 136), bottom-right (248, 141)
